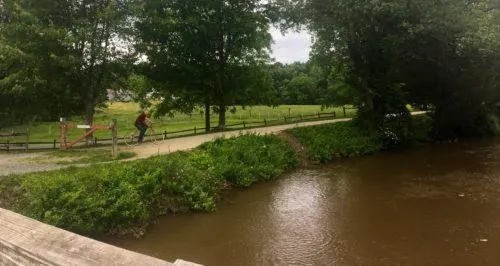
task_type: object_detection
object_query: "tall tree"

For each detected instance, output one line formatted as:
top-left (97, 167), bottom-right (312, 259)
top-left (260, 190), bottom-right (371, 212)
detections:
top-left (0, 0), bottom-right (83, 123)
top-left (397, 0), bottom-right (500, 138)
top-left (274, 0), bottom-right (500, 137)
top-left (136, 0), bottom-right (273, 130)
top-left (0, 0), bottom-right (134, 127)
top-left (270, 61), bottom-right (326, 105)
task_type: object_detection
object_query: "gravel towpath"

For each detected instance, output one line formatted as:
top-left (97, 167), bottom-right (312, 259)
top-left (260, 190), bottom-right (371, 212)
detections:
top-left (0, 114), bottom-right (425, 176)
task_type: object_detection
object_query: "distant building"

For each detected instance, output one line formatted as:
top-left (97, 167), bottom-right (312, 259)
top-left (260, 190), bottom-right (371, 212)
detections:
top-left (107, 89), bottom-right (134, 102)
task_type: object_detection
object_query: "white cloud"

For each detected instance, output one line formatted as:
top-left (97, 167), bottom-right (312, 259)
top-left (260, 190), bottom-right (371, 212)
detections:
top-left (270, 27), bottom-right (312, 64)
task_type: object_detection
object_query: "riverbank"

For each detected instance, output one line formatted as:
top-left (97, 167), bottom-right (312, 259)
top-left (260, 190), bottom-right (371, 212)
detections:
top-left (0, 115), bottom-right (432, 237)
top-left (0, 134), bottom-right (298, 237)
top-left (290, 114), bottom-right (432, 163)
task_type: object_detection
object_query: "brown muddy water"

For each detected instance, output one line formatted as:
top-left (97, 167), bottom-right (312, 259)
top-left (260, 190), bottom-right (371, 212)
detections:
top-left (105, 140), bottom-right (500, 265)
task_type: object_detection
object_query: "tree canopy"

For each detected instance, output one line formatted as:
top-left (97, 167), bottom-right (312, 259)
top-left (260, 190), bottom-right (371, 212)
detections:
top-left (136, 0), bottom-right (274, 130)
top-left (2, 0), bottom-right (500, 140)
top-left (273, 0), bottom-right (500, 138)
top-left (270, 62), bottom-right (327, 105)
top-left (1, 0), bottom-right (135, 125)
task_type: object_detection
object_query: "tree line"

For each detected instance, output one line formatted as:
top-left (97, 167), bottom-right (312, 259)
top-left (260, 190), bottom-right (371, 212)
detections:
top-left (2, 0), bottom-right (500, 138)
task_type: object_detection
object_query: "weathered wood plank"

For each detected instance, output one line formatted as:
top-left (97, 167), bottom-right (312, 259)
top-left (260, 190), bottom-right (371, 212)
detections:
top-left (0, 208), bottom-right (173, 266)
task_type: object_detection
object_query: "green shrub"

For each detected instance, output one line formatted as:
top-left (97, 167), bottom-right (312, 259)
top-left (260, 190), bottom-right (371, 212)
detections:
top-left (13, 151), bottom-right (223, 236)
top-left (290, 116), bottom-right (432, 163)
top-left (290, 121), bottom-right (383, 163)
top-left (1, 134), bottom-right (298, 236)
top-left (409, 115), bottom-right (433, 142)
top-left (199, 134), bottom-right (299, 187)
top-left (18, 165), bottom-right (149, 235)
top-left (377, 114), bottom-right (432, 148)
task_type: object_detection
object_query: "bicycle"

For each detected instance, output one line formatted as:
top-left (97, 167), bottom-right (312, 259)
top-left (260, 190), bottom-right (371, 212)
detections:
top-left (123, 122), bottom-right (160, 146)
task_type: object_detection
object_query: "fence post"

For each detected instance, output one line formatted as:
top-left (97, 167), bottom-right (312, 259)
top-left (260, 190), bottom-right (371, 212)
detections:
top-left (111, 119), bottom-right (118, 159)
top-left (284, 117), bottom-right (287, 123)
top-left (94, 137), bottom-right (98, 145)
top-left (163, 130), bottom-right (167, 140)
top-left (194, 126), bottom-right (197, 134)
top-left (59, 117), bottom-right (66, 151)
top-left (25, 129), bottom-right (29, 151)
top-left (264, 119), bottom-right (267, 127)
top-left (243, 121), bottom-right (246, 129)
top-left (343, 106), bottom-right (346, 117)
top-left (53, 139), bottom-right (57, 150)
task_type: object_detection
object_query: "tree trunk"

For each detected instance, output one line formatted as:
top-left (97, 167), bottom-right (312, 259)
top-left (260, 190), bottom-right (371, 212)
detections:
top-left (205, 97), bottom-right (211, 133)
top-left (218, 102), bottom-right (226, 130)
top-left (215, 74), bottom-right (226, 129)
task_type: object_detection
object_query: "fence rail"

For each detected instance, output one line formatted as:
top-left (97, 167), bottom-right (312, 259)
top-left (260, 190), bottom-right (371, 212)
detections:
top-left (0, 109), bottom-right (352, 151)
top-left (0, 129), bottom-right (30, 151)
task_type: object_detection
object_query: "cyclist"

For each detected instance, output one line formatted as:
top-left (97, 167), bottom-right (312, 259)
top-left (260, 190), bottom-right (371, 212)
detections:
top-left (134, 110), bottom-right (153, 143)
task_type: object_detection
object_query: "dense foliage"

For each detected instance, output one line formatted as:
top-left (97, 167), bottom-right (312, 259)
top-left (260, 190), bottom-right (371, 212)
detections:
top-left (136, 0), bottom-right (274, 130)
top-left (2, 0), bottom-right (500, 140)
top-left (270, 62), bottom-right (328, 105)
top-left (200, 134), bottom-right (298, 187)
top-left (0, 0), bottom-right (135, 125)
top-left (290, 115), bottom-right (432, 162)
top-left (0, 134), bottom-right (298, 236)
top-left (274, 0), bottom-right (500, 138)
top-left (290, 122), bottom-right (382, 162)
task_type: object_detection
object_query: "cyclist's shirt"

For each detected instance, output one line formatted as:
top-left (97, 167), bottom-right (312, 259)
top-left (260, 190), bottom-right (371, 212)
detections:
top-left (135, 113), bottom-right (147, 125)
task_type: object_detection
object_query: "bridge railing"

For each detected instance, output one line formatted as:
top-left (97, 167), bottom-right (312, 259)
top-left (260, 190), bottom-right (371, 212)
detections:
top-left (0, 208), bottom-right (201, 266)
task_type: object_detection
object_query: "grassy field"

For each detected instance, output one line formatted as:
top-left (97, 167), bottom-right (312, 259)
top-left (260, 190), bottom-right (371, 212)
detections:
top-left (0, 103), bottom-right (356, 143)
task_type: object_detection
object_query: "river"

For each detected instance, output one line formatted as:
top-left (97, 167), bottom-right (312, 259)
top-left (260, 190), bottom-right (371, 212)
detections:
top-left (105, 140), bottom-right (500, 265)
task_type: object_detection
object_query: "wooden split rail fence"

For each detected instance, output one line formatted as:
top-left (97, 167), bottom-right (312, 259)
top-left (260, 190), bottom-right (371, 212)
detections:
top-left (1, 109), bottom-right (356, 151)
top-left (0, 129), bottom-right (30, 152)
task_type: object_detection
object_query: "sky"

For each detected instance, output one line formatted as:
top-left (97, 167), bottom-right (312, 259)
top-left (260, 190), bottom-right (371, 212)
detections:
top-left (270, 27), bottom-right (312, 64)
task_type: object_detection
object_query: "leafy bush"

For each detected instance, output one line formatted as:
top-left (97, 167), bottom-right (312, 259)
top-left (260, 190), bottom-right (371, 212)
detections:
top-left (409, 115), bottom-right (433, 143)
top-left (16, 151), bottom-right (221, 236)
top-left (377, 114), bottom-right (432, 148)
top-left (1, 134), bottom-right (298, 236)
top-left (290, 115), bottom-right (432, 163)
top-left (290, 121), bottom-right (383, 162)
top-left (199, 134), bottom-right (299, 187)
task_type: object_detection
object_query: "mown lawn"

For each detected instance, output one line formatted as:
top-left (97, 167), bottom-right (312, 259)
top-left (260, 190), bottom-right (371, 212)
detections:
top-left (1, 103), bottom-right (356, 142)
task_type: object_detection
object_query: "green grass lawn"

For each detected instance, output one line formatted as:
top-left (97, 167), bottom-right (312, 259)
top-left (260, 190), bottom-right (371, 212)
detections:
top-left (1, 103), bottom-right (357, 143)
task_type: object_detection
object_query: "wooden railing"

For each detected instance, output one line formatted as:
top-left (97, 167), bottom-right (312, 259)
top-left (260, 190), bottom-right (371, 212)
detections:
top-left (0, 208), bottom-right (201, 266)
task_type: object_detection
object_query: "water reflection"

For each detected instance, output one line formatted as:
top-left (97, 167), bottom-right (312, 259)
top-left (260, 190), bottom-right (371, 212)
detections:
top-left (265, 172), bottom-right (334, 264)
